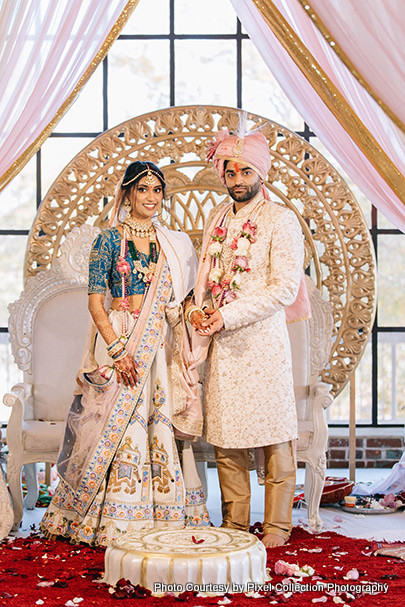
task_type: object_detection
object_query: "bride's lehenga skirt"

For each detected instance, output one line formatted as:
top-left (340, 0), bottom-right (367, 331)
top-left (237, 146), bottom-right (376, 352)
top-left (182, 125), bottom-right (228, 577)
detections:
top-left (40, 311), bottom-right (209, 546)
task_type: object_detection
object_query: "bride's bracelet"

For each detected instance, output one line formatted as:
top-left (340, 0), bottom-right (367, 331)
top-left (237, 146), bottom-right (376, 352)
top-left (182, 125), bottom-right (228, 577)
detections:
top-left (107, 336), bottom-right (127, 358)
top-left (185, 305), bottom-right (204, 323)
top-left (111, 348), bottom-right (128, 361)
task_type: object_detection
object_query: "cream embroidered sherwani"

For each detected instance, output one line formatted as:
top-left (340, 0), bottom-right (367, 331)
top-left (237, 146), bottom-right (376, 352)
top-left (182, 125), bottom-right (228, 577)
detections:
top-left (203, 196), bottom-right (304, 449)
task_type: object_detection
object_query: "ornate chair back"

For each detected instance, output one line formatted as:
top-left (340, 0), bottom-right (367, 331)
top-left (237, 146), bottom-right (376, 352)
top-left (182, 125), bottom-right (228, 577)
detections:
top-left (5, 225), bottom-right (99, 526)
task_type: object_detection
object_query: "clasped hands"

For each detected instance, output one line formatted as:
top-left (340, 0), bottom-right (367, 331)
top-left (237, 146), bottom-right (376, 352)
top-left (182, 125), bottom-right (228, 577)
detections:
top-left (114, 353), bottom-right (139, 388)
top-left (189, 306), bottom-right (224, 336)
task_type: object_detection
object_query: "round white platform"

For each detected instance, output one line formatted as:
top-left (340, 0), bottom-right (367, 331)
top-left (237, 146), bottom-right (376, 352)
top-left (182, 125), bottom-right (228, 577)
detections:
top-left (103, 527), bottom-right (268, 596)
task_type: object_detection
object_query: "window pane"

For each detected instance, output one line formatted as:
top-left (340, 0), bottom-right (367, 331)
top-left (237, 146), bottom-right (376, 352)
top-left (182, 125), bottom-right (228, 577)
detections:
top-left (0, 333), bottom-right (23, 424)
top-left (175, 0), bottom-right (236, 33)
top-left (327, 339), bottom-right (372, 424)
top-left (41, 137), bottom-right (94, 196)
top-left (121, 0), bottom-right (170, 35)
top-left (108, 40), bottom-right (170, 125)
top-left (378, 207), bottom-right (402, 230)
top-left (0, 236), bottom-right (26, 327)
top-left (377, 235), bottom-right (405, 326)
top-left (242, 40), bottom-right (304, 132)
top-left (310, 138), bottom-right (372, 229)
top-left (176, 40), bottom-right (236, 106)
top-left (0, 156), bottom-right (36, 230)
top-left (378, 332), bottom-right (405, 423)
top-left (55, 63), bottom-right (103, 133)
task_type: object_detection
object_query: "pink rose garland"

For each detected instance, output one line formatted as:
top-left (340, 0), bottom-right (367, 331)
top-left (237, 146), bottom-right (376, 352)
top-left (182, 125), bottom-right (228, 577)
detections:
top-left (207, 219), bottom-right (258, 307)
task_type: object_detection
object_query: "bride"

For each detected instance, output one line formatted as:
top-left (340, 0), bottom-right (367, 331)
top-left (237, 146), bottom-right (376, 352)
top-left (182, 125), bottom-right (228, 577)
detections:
top-left (40, 161), bottom-right (209, 546)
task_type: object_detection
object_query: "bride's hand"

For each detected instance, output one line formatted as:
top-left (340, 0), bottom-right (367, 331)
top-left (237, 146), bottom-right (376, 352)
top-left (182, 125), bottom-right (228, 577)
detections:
top-left (189, 309), bottom-right (207, 331)
top-left (115, 353), bottom-right (139, 387)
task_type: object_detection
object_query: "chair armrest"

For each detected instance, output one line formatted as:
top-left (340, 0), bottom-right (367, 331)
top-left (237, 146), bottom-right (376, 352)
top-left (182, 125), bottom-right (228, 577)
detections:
top-left (310, 381), bottom-right (334, 410)
top-left (3, 382), bottom-right (32, 410)
top-left (4, 383), bottom-right (33, 452)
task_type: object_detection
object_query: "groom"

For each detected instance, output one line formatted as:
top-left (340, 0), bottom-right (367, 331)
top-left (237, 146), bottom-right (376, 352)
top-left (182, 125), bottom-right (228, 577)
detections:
top-left (187, 127), bottom-right (309, 547)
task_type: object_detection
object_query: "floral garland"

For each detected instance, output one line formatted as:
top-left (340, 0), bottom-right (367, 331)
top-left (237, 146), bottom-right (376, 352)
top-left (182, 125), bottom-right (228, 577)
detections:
top-left (115, 227), bottom-right (157, 335)
top-left (207, 218), bottom-right (257, 307)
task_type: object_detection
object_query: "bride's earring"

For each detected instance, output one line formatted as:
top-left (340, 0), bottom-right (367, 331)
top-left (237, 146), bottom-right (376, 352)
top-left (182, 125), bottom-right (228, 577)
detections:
top-left (123, 198), bottom-right (131, 212)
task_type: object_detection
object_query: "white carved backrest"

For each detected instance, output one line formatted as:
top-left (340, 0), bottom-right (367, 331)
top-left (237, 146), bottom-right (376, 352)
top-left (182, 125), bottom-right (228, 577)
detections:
top-left (8, 225), bottom-right (100, 421)
top-left (288, 276), bottom-right (333, 422)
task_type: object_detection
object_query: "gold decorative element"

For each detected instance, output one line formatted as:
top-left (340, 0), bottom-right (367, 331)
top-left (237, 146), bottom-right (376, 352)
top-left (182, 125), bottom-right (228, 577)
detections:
top-left (252, 0), bottom-right (405, 205)
top-left (232, 137), bottom-right (244, 156)
top-left (296, 0), bottom-right (405, 134)
top-left (123, 217), bottom-right (155, 238)
top-left (24, 105), bottom-right (376, 397)
top-left (122, 167), bottom-right (163, 187)
top-left (145, 170), bottom-right (157, 185)
top-left (0, 0), bottom-right (141, 193)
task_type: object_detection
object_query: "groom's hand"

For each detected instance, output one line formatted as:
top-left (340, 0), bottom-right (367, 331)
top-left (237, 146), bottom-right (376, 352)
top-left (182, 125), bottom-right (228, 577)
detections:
top-left (197, 309), bottom-right (224, 336)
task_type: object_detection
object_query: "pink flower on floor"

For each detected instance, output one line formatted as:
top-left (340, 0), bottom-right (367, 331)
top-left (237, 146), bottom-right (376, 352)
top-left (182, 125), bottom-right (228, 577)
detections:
top-left (380, 493), bottom-right (396, 508)
top-left (117, 256), bottom-right (131, 275)
top-left (274, 560), bottom-right (301, 577)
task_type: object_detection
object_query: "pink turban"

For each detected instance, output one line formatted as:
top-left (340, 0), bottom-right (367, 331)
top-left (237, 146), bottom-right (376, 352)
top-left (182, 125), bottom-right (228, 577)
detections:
top-left (207, 128), bottom-right (272, 200)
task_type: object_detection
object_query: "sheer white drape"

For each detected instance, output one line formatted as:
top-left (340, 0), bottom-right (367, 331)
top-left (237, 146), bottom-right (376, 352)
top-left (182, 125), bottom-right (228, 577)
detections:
top-left (231, 0), bottom-right (405, 232)
top-left (0, 0), bottom-right (132, 187)
top-left (307, 0), bottom-right (405, 128)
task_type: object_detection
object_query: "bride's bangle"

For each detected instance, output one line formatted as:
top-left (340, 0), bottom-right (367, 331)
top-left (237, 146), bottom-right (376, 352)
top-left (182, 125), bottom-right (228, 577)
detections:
top-left (112, 348), bottom-right (128, 361)
top-left (185, 305), bottom-right (204, 323)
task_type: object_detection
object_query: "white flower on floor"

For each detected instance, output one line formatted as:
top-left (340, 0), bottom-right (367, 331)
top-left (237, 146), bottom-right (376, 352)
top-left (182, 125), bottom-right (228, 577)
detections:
top-left (343, 568), bottom-right (359, 580)
top-left (217, 597), bottom-right (232, 605)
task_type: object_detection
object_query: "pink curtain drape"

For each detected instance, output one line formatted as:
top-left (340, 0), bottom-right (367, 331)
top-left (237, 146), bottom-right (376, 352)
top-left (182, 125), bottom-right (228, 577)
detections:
top-left (305, 0), bottom-right (405, 129)
top-left (0, 0), bottom-right (135, 190)
top-left (231, 0), bottom-right (405, 233)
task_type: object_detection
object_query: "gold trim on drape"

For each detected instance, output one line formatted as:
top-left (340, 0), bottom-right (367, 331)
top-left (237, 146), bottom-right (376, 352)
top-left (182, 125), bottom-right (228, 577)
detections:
top-left (296, 0), bottom-right (405, 134)
top-left (252, 0), bottom-right (405, 206)
top-left (0, 0), bottom-right (141, 193)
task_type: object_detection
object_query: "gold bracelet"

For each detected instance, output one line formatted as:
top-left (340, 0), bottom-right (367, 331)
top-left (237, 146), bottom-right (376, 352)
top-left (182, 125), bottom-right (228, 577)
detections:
top-left (185, 305), bottom-right (204, 323)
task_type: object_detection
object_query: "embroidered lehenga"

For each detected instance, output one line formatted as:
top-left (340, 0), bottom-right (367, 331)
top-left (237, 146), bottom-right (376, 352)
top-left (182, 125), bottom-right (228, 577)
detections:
top-left (40, 223), bottom-right (209, 547)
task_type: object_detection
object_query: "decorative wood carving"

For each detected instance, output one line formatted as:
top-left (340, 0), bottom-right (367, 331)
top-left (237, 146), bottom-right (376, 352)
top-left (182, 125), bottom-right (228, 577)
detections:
top-left (24, 106), bottom-right (375, 395)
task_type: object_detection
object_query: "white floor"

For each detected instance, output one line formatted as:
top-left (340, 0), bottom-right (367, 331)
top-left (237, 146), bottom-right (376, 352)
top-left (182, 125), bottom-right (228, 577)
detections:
top-left (14, 466), bottom-right (405, 542)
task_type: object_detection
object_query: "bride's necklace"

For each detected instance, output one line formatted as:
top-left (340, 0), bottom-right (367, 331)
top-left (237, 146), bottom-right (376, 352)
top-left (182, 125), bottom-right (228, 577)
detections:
top-left (128, 239), bottom-right (159, 284)
top-left (123, 216), bottom-right (156, 238)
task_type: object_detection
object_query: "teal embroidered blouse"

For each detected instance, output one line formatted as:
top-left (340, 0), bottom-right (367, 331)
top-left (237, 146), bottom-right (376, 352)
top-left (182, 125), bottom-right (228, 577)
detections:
top-left (88, 227), bottom-right (150, 296)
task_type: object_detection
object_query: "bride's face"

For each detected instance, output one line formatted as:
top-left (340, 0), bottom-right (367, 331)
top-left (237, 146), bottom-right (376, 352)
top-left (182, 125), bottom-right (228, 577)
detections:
top-left (127, 175), bottom-right (163, 221)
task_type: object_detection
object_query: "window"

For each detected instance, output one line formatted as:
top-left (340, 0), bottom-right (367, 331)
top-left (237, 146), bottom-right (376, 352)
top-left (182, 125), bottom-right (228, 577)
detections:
top-left (0, 0), bottom-right (403, 428)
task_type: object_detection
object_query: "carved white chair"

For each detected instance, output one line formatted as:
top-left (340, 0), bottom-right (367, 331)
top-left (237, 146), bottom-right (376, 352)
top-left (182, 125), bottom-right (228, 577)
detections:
top-left (4, 225), bottom-right (99, 527)
top-left (290, 276), bottom-right (333, 530)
